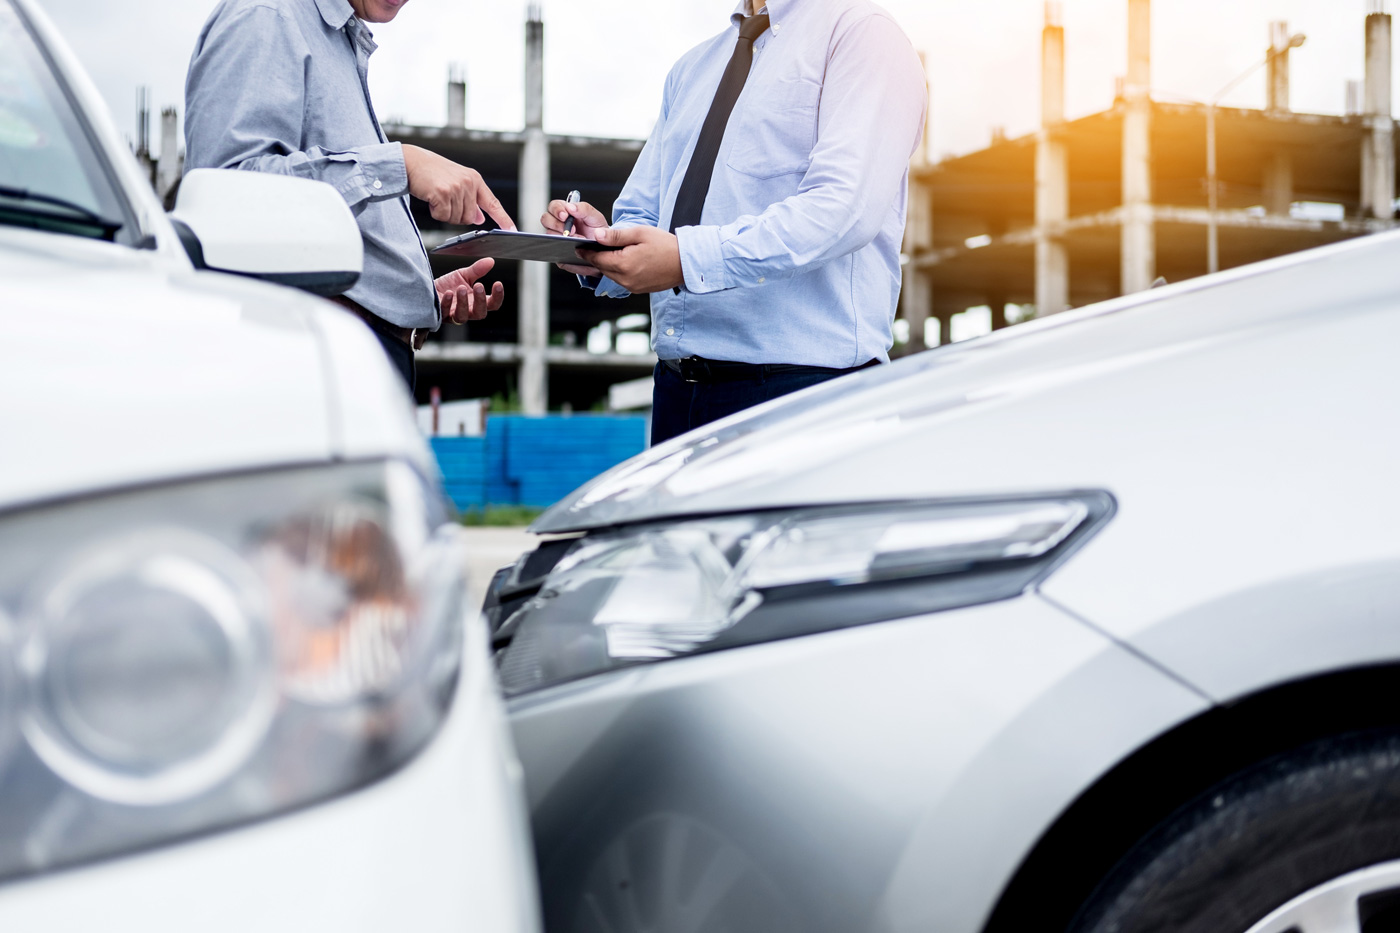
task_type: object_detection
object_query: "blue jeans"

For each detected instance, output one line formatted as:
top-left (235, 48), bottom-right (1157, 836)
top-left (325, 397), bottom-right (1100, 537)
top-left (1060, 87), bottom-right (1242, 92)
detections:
top-left (651, 361), bottom-right (860, 446)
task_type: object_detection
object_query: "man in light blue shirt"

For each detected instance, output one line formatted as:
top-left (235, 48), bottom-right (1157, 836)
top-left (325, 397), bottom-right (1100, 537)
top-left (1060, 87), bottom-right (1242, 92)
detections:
top-left (543, 0), bottom-right (926, 444)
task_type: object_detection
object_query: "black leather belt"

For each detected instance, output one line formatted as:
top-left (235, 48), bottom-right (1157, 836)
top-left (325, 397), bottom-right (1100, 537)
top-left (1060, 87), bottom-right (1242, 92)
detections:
top-left (330, 296), bottom-right (428, 350)
top-left (662, 356), bottom-right (880, 384)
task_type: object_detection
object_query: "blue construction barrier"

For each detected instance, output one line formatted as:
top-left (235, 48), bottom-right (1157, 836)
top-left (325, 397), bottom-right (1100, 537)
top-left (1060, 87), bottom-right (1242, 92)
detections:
top-left (430, 414), bottom-right (648, 511)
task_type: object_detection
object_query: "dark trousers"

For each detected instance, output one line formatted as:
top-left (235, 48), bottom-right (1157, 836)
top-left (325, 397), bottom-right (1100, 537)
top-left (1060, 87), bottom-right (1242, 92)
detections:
top-left (372, 329), bottom-right (416, 395)
top-left (651, 360), bottom-right (863, 446)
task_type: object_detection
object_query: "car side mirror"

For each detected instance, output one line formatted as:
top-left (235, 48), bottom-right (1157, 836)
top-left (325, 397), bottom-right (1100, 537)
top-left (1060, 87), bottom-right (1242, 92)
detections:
top-left (169, 169), bottom-right (363, 297)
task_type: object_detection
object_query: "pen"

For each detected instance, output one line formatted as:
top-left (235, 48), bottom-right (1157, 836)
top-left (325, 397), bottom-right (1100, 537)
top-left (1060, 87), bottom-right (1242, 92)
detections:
top-left (563, 190), bottom-right (581, 236)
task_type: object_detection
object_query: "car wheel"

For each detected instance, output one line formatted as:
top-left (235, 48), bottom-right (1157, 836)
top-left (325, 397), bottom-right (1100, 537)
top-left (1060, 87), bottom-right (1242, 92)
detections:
top-left (1070, 730), bottom-right (1400, 933)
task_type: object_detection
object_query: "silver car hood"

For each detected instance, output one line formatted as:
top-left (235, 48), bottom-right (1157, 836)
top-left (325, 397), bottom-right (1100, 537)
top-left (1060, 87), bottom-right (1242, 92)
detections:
top-left (535, 228), bottom-right (1400, 534)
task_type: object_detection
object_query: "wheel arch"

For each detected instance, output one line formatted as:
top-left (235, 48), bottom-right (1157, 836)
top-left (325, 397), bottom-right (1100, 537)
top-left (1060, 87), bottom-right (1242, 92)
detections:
top-left (981, 662), bottom-right (1400, 933)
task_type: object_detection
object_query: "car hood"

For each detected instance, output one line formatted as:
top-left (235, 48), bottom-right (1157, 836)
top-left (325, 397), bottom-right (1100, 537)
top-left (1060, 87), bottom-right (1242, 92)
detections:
top-left (0, 228), bottom-right (424, 512)
top-left (535, 229), bottom-right (1400, 534)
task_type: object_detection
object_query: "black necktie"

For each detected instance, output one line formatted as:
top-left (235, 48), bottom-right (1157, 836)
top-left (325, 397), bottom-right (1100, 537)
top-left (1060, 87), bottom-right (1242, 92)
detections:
top-left (670, 14), bottom-right (771, 233)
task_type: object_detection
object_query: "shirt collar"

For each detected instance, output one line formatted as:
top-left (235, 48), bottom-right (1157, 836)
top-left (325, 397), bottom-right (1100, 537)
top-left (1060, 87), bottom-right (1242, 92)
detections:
top-left (730, 0), bottom-right (787, 27)
top-left (315, 0), bottom-right (356, 30)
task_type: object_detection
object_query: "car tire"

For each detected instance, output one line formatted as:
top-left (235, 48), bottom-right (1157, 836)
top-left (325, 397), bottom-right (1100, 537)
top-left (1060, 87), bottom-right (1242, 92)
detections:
top-left (1069, 730), bottom-right (1400, 933)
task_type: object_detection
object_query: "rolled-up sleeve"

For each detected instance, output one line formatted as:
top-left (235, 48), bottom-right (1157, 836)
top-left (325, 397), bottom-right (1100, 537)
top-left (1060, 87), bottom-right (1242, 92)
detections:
top-left (676, 14), bottom-right (927, 293)
top-left (184, 4), bottom-right (407, 213)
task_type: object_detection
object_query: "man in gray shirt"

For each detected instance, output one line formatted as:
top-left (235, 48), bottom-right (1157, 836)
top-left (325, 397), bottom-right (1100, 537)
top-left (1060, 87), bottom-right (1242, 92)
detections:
top-left (185, 0), bottom-right (513, 390)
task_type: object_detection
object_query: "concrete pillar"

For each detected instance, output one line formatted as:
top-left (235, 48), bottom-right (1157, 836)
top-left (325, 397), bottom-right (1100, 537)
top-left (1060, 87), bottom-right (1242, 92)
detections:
top-left (1120, 0), bottom-right (1155, 295)
top-left (157, 106), bottom-right (181, 205)
top-left (935, 311), bottom-right (954, 348)
top-left (1362, 8), bottom-right (1394, 221)
top-left (900, 52), bottom-right (933, 351)
top-left (1262, 23), bottom-right (1296, 217)
top-left (1347, 79), bottom-right (1364, 116)
top-left (1263, 153), bottom-right (1294, 216)
top-left (900, 177), bottom-right (933, 352)
top-left (1267, 21), bottom-right (1292, 113)
top-left (989, 296), bottom-right (1008, 331)
top-left (447, 65), bottom-right (467, 129)
top-left (518, 5), bottom-right (550, 414)
top-left (1035, 3), bottom-right (1070, 316)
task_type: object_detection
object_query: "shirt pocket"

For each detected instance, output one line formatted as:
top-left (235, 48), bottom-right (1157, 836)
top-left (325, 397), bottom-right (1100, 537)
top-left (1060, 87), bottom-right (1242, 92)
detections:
top-left (724, 78), bottom-right (821, 179)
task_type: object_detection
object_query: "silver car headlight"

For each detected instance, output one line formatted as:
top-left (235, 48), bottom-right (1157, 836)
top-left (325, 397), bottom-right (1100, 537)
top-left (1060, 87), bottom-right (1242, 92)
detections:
top-left (494, 493), bottom-right (1113, 696)
top-left (0, 461), bottom-right (465, 881)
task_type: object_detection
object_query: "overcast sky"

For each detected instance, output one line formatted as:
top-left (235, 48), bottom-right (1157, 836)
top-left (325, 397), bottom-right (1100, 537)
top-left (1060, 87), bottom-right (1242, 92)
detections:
top-left (33, 0), bottom-right (1392, 163)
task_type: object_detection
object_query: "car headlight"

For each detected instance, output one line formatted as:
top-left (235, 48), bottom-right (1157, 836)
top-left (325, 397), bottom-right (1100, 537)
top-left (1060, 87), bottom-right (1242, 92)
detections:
top-left (0, 461), bottom-right (465, 881)
top-left (494, 493), bottom-right (1113, 696)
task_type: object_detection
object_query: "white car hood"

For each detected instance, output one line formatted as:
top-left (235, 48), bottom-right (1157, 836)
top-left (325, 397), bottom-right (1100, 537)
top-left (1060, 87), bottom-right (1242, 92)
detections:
top-left (535, 228), bottom-right (1400, 534)
top-left (0, 228), bottom-right (424, 511)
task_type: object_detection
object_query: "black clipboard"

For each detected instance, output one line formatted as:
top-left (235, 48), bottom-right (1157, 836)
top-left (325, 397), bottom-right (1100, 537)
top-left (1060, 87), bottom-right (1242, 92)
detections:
top-left (432, 229), bottom-right (618, 264)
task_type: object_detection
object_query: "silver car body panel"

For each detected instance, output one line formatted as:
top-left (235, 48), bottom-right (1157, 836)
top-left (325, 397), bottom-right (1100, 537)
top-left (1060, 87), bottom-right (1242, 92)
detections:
top-left (536, 229), bottom-right (1400, 538)
top-left (509, 596), bottom-right (1206, 933)
top-left (510, 227), bottom-right (1400, 932)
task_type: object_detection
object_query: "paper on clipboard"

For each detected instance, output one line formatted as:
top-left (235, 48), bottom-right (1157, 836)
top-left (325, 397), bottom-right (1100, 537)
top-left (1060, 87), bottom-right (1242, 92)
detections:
top-left (431, 229), bottom-right (618, 264)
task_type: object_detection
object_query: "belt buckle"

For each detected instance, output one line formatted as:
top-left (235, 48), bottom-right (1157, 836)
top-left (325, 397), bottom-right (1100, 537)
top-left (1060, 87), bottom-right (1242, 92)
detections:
top-left (680, 356), bottom-right (706, 383)
top-left (411, 328), bottom-right (426, 351)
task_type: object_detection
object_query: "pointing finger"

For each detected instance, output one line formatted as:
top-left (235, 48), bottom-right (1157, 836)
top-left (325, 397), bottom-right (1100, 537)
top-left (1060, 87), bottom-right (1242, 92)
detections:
top-left (477, 179), bottom-right (516, 231)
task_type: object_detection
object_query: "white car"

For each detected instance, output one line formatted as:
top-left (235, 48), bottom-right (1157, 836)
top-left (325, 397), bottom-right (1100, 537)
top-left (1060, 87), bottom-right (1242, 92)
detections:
top-left (491, 225), bottom-right (1400, 932)
top-left (0, 2), bottom-right (539, 930)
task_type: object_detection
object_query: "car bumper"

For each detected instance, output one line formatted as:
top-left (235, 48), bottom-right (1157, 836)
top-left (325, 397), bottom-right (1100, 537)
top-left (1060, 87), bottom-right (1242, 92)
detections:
top-left (507, 594), bottom-right (1206, 933)
top-left (0, 615), bottom-right (542, 933)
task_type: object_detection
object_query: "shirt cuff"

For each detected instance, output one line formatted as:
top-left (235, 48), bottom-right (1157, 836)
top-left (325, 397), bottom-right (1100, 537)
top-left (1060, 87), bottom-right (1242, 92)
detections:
top-left (593, 275), bottom-right (631, 299)
top-left (354, 141), bottom-right (409, 201)
top-left (676, 225), bottom-right (728, 294)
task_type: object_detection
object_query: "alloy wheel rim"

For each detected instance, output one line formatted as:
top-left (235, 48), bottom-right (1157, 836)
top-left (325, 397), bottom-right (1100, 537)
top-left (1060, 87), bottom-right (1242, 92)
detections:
top-left (1244, 860), bottom-right (1400, 933)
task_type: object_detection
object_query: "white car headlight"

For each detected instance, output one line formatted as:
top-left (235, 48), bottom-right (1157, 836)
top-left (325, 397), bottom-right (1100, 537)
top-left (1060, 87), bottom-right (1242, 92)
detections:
top-left (0, 461), bottom-right (465, 880)
top-left (494, 494), bottom-right (1112, 696)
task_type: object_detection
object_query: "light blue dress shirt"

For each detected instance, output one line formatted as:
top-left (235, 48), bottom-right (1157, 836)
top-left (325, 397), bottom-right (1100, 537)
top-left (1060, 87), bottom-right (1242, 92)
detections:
top-left (593, 0), bottom-right (926, 368)
top-left (185, 0), bottom-right (438, 329)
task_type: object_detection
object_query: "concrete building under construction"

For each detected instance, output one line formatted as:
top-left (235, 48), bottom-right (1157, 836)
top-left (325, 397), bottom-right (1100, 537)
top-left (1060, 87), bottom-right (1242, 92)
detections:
top-left (389, 4), bottom-right (655, 414)
top-left (900, 0), bottom-right (1400, 350)
top-left (138, 2), bottom-right (1399, 410)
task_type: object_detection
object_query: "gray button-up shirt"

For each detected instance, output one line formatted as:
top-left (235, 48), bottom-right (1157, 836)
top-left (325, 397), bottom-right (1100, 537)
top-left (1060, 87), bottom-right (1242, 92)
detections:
top-left (184, 0), bottom-right (438, 329)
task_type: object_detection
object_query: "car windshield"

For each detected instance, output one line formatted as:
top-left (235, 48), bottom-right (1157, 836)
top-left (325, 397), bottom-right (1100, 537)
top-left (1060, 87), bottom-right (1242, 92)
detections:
top-left (0, 0), bottom-right (130, 242)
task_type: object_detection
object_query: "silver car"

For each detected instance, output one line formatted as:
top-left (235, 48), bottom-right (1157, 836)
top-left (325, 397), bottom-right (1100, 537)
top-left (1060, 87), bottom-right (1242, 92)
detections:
top-left (490, 228), bottom-right (1400, 933)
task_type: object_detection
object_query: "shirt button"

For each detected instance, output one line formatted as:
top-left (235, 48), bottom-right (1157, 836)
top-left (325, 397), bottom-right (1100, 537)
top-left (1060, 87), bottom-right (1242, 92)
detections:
top-left (666, 328), bottom-right (675, 336)
top-left (372, 179), bottom-right (383, 190)
top-left (758, 276), bottom-right (766, 284)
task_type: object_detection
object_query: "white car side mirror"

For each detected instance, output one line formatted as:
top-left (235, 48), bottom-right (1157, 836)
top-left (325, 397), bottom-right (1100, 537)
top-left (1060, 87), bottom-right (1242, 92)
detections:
top-left (169, 169), bottom-right (363, 296)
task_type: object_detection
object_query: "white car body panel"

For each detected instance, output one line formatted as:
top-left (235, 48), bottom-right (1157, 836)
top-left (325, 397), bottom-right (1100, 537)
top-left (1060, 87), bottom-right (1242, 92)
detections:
top-left (310, 296), bottom-right (432, 469)
top-left (2, 0), bottom-right (539, 927)
top-left (0, 228), bottom-right (339, 508)
top-left (14, 0), bottom-right (188, 262)
top-left (0, 618), bottom-right (540, 933)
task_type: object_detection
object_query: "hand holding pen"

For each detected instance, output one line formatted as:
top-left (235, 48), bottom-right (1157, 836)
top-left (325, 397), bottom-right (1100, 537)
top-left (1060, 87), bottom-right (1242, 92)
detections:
top-left (563, 190), bottom-right (581, 236)
top-left (542, 192), bottom-right (610, 276)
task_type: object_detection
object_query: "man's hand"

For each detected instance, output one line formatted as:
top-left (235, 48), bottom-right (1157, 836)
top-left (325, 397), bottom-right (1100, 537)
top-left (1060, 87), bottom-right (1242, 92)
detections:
top-left (581, 225), bottom-right (685, 294)
top-left (436, 258), bottom-right (505, 324)
top-left (403, 144), bottom-right (516, 229)
top-left (542, 198), bottom-right (609, 277)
